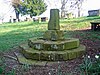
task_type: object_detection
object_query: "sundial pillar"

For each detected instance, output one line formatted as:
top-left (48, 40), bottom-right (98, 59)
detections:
top-left (48, 9), bottom-right (60, 30)
top-left (43, 9), bottom-right (64, 41)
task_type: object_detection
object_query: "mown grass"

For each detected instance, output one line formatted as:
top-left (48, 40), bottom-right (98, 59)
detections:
top-left (0, 16), bottom-right (100, 52)
top-left (0, 22), bottom-right (47, 51)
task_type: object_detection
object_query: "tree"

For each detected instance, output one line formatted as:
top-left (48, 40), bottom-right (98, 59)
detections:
top-left (0, 12), bottom-right (5, 24)
top-left (61, 0), bottom-right (85, 18)
top-left (61, 0), bottom-right (68, 18)
top-left (70, 0), bottom-right (85, 17)
top-left (11, 0), bottom-right (20, 21)
top-left (19, 0), bottom-right (47, 18)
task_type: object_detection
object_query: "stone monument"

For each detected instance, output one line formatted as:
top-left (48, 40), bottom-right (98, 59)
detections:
top-left (16, 9), bottom-right (86, 65)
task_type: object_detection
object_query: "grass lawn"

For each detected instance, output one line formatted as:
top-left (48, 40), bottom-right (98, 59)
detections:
top-left (0, 16), bottom-right (100, 52)
top-left (0, 16), bottom-right (100, 75)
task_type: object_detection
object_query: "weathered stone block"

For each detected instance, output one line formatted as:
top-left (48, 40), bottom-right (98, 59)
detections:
top-left (67, 50), bottom-right (77, 60)
top-left (67, 45), bottom-right (86, 59)
top-left (21, 49), bottom-right (40, 60)
top-left (64, 39), bottom-right (79, 50)
top-left (19, 44), bottom-right (39, 60)
top-left (43, 42), bottom-right (63, 51)
top-left (43, 38), bottom-right (79, 51)
top-left (40, 52), bottom-right (50, 61)
top-left (27, 38), bottom-right (79, 51)
top-left (28, 39), bottom-right (44, 50)
top-left (15, 52), bottom-right (47, 66)
top-left (24, 52), bottom-right (39, 60)
top-left (76, 45), bottom-right (86, 57)
top-left (43, 30), bottom-right (64, 41)
top-left (55, 52), bottom-right (68, 61)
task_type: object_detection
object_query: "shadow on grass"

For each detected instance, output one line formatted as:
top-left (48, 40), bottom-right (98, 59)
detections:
top-left (1, 21), bottom-right (100, 52)
top-left (65, 29), bottom-right (100, 41)
top-left (0, 28), bottom-right (44, 52)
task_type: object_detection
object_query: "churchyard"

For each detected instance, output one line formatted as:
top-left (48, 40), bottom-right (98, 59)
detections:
top-left (0, 16), bottom-right (100, 75)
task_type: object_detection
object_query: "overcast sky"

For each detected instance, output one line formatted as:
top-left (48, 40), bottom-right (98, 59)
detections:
top-left (0, 0), bottom-right (100, 21)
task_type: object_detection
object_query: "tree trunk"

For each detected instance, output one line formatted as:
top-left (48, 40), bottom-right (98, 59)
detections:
top-left (14, 6), bottom-right (20, 22)
top-left (78, 7), bottom-right (81, 17)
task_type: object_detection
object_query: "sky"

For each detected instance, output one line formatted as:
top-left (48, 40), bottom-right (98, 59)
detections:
top-left (0, 0), bottom-right (100, 22)
top-left (85, 0), bottom-right (100, 10)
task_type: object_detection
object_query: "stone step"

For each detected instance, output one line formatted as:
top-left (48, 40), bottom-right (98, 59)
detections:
top-left (28, 38), bottom-right (79, 51)
top-left (19, 44), bottom-right (85, 61)
top-left (15, 52), bottom-right (48, 66)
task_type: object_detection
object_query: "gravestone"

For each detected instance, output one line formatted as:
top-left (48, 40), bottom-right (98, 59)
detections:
top-left (16, 9), bottom-right (86, 65)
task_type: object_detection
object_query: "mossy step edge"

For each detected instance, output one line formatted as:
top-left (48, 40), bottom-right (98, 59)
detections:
top-left (19, 44), bottom-right (86, 61)
top-left (28, 38), bottom-right (80, 51)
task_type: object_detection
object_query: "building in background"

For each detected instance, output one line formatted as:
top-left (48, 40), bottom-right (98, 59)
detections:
top-left (88, 9), bottom-right (100, 16)
top-left (1, 0), bottom-right (100, 23)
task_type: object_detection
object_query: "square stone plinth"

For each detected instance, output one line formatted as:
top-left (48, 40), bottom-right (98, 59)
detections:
top-left (43, 30), bottom-right (64, 41)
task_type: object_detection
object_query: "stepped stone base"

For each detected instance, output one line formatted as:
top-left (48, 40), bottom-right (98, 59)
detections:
top-left (17, 9), bottom-right (86, 65)
top-left (15, 52), bottom-right (58, 66)
top-left (28, 38), bottom-right (79, 51)
top-left (15, 53), bottom-right (47, 66)
top-left (19, 43), bottom-right (85, 61)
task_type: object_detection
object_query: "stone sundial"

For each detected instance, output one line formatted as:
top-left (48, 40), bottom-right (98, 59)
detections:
top-left (16, 9), bottom-right (86, 65)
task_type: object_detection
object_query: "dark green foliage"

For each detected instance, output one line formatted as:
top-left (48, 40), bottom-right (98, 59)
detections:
top-left (11, 0), bottom-right (20, 21)
top-left (79, 55), bottom-right (100, 75)
top-left (19, 0), bottom-right (47, 17)
top-left (0, 56), bottom-right (3, 74)
top-left (0, 67), bottom-right (3, 74)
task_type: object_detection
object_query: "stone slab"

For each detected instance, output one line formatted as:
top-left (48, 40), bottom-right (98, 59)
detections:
top-left (28, 39), bottom-right (44, 50)
top-left (15, 52), bottom-right (48, 66)
top-left (28, 38), bottom-right (79, 51)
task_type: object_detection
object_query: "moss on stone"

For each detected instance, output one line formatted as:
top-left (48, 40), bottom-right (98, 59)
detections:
top-left (48, 9), bottom-right (60, 30)
top-left (67, 50), bottom-right (77, 59)
top-left (27, 38), bottom-right (79, 51)
top-left (19, 43), bottom-right (85, 61)
top-left (55, 53), bottom-right (68, 61)
top-left (15, 52), bottom-right (47, 66)
top-left (64, 39), bottom-right (79, 50)
top-left (43, 38), bottom-right (79, 51)
top-left (67, 45), bottom-right (86, 59)
top-left (17, 9), bottom-right (86, 64)
top-left (28, 39), bottom-right (44, 50)
top-left (40, 52), bottom-right (50, 61)
top-left (43, 30), bottom-right (64, 40)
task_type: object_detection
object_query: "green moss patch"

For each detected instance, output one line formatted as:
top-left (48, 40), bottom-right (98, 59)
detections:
top-left (43, 30), bottom-right (64, 40)
top-left (27, 38), bottom-right (79, 51)
top-left (19, 44), bottom-right (85, 61)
